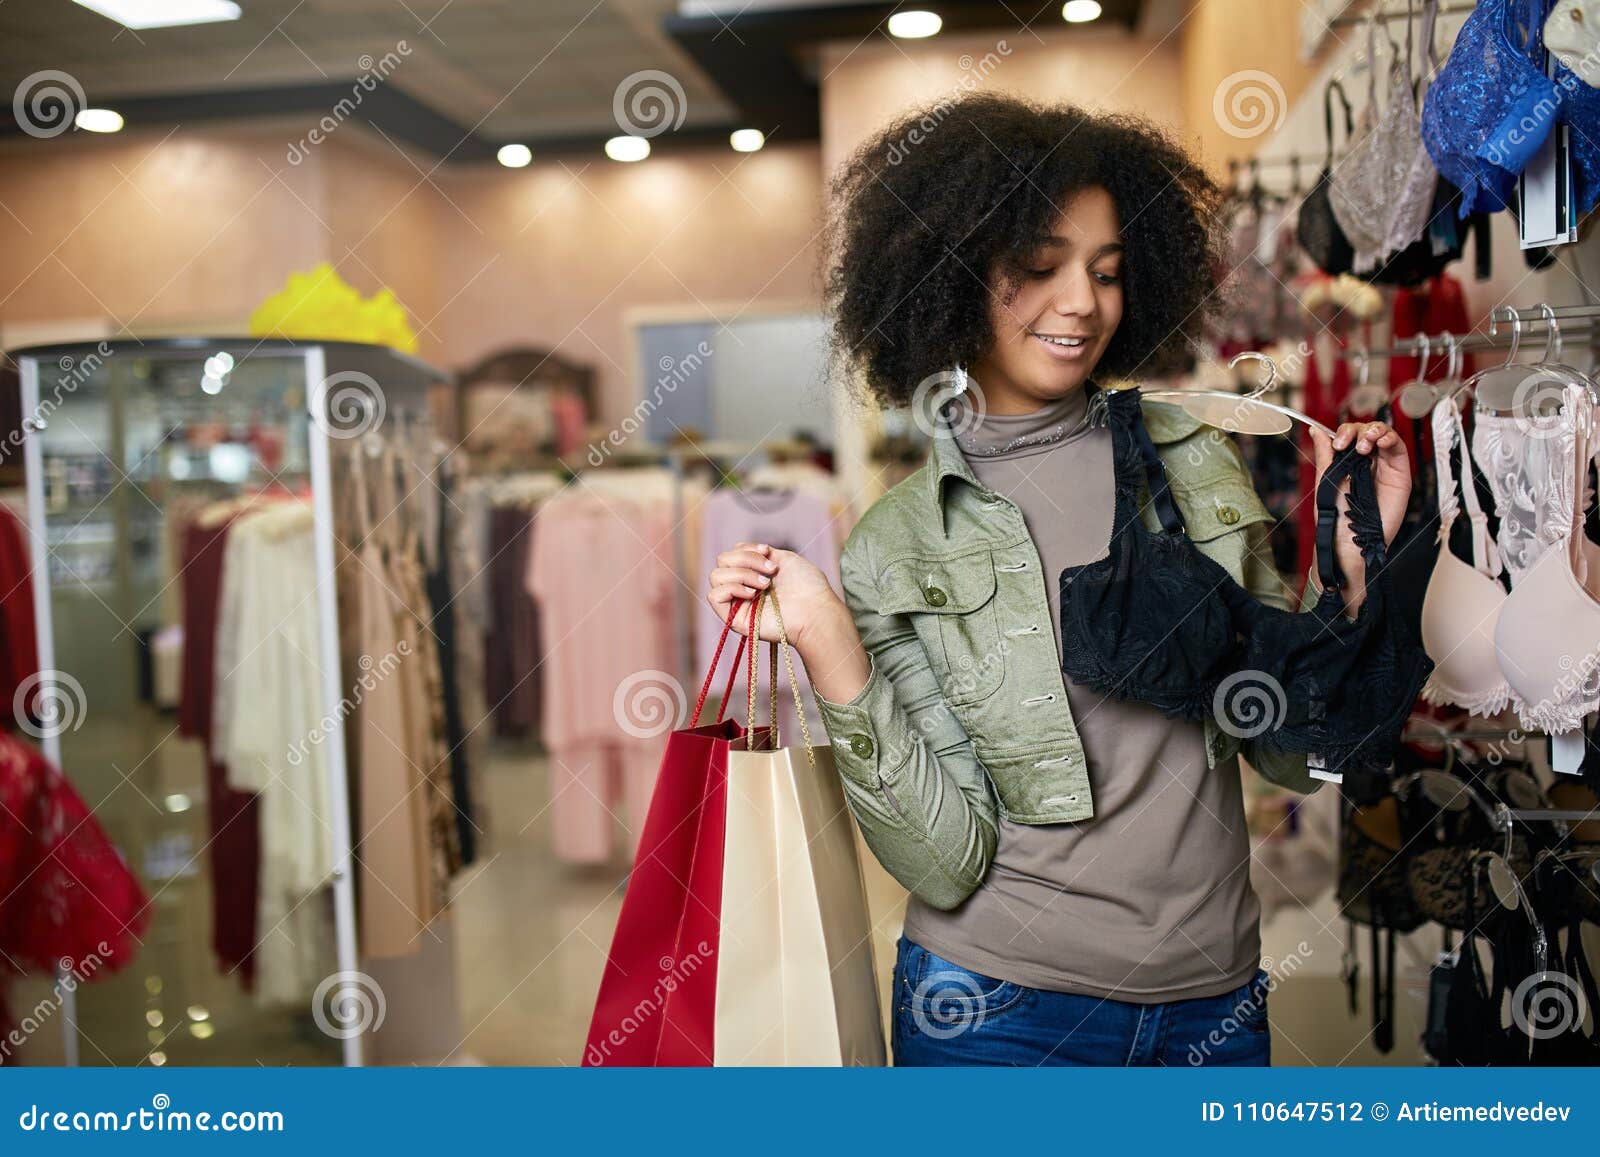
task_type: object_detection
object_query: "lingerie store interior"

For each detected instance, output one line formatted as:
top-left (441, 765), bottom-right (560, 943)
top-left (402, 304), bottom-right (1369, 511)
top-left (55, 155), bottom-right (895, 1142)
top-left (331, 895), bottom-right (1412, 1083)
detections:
top-left (3, 0), bottom-right (1600, 1068)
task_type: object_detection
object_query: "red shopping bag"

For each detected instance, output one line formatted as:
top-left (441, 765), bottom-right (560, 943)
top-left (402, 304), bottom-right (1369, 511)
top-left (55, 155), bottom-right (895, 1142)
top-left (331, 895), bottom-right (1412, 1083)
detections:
top-left (582, 602), bottom-right (761, 1066)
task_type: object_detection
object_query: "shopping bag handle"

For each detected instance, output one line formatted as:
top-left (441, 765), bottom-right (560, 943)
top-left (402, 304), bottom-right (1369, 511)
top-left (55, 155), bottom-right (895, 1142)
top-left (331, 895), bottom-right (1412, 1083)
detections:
top-left (690, 589), bottom-right (816, 767)
top-left (690, 598), bottom-right (754, 728)
top-left (740, 587), bottom-right (817, 769)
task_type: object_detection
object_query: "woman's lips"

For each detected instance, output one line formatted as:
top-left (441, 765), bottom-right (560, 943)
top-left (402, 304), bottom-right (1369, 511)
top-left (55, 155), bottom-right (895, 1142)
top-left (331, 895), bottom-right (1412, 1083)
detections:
top-left (1032, 332), bottom-right (1093, 360)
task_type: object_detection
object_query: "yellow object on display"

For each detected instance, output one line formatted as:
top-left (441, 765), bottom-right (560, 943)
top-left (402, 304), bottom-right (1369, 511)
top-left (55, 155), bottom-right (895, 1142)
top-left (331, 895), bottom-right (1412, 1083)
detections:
top-left (248, 263), bottom-right (420, 354)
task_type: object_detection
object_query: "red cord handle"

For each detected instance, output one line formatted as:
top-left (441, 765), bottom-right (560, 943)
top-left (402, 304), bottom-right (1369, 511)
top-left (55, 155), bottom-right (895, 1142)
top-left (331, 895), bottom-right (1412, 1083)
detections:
top-left (690, 597), bottom-right (757, 727)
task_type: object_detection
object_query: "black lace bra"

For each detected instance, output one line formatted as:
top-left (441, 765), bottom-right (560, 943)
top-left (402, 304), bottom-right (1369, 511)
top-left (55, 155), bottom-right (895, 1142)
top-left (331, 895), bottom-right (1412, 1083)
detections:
top-left (1058, 387), bottom-right (1432, 777)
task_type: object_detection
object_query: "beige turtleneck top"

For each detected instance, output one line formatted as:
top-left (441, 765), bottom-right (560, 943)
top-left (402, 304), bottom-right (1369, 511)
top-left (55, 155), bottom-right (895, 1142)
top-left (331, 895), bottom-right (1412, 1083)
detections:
top-left (900, 384), bottom-right (1261, 1003)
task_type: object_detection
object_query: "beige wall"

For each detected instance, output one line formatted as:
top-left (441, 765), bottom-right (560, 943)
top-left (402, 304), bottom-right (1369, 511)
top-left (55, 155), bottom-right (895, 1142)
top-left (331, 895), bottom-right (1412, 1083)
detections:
top-left (0, 121), bottom-right (821, 422)
top-left (433, 144), bottom-right (822, 422)
top-left (0, 12), bottom-right (1302, 432)
top-left (1178, 0), bottom-right (1319, 178)
top-left (819, 23), bottom-right (1188, 174)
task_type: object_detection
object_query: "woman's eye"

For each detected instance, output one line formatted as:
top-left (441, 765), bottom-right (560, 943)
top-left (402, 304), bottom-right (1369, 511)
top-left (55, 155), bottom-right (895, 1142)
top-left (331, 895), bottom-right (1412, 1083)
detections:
top-left (1025, 267), bottom-right (1054, 279)
top-left (1093, 271), bottom-right (1122, 286)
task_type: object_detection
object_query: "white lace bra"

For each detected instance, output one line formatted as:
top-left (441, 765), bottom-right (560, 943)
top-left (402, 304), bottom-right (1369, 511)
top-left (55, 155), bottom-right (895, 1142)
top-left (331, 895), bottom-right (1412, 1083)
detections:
top-left (1478, 384), bottom-right (1600, 735)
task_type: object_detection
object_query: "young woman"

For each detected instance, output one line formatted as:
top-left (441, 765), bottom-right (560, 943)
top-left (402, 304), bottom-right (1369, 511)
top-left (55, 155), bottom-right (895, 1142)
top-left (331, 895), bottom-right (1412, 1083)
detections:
top-left (705, 94), bottom-right (1411, 1067)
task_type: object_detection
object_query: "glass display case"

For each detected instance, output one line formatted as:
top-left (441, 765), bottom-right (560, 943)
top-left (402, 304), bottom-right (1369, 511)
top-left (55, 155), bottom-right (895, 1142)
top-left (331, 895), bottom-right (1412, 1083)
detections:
top-left (10, 338), bottom-right (447, 1067)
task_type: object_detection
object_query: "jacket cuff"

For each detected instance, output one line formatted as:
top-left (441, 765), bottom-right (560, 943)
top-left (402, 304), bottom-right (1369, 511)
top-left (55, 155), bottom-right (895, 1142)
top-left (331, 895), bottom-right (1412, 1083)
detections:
top-left (813, 657), bottom-right (917, 788)
top-left (1300, 566), bottom-right (1323, 609)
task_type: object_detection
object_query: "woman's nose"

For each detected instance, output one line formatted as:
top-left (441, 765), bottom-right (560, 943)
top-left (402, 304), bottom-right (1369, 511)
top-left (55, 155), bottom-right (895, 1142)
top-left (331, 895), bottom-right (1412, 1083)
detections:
top-left (1050, 269), bottom-right (1097, 318)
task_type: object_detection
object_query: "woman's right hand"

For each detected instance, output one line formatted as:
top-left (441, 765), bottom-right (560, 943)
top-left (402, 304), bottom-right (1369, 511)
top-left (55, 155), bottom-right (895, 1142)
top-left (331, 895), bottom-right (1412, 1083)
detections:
top-left (707, 542), bottom-right (844, 650)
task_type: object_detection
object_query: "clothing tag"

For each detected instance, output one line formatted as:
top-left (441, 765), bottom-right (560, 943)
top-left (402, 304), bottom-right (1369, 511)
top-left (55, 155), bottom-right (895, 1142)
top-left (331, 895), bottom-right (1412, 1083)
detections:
top-left (1306, 752), bottom-right (1343, 783)
top-left (1519, 54), bottom-right (1579, 247)
top-left (1551, 730), bottom-right (1585, 774)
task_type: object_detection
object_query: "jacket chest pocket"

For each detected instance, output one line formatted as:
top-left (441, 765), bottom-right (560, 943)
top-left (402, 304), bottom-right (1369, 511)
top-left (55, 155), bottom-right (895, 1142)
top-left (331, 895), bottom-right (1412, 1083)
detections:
top-left (875, 551), bottom-right (1006, 706)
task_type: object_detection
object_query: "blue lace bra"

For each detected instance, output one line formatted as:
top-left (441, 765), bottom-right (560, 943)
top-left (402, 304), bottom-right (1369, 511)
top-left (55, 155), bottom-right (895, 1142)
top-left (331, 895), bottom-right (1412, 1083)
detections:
top-left (1421, 0), bottom-right (1600, 217)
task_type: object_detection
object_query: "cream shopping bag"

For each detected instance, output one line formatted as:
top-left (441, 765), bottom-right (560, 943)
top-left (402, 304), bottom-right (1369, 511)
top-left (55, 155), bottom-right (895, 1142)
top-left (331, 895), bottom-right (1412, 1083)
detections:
top-left (713, 588), bottom-right (888, 1066)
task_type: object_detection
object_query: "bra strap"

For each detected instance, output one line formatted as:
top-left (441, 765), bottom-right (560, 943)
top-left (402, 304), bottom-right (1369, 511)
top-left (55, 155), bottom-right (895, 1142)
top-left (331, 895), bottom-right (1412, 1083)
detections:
top-left (1432, 399), bottom-right (1504, 579)
top-left (1125, 395), bottom-right (1186, 536)
top-left (1564, 384), bottom-right (1596, 588)
top-left (1315, 447), bottom-right (1386, 594)
top-left (1323, 79), bottom-right (1353, 168)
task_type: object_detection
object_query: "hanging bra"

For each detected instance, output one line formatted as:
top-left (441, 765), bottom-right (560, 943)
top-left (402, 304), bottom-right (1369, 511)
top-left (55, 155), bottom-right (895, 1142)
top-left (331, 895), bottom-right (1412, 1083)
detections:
top-left (1473, 387), bottom-right (1600, 586)
top-left (1382, 0), bottom-right (1444, 261)
top-left (1422, 0), bottom-right (1600, 217)
top-left (1297, 79), bottom-right (1358, 276)
top-left (1331, 4), bottom-right (1443, 271)
top-left (1495, 383), bottom-right (1600, 734)
top-left (1420, 398), bottom-right (1515, 716)
top-left (1330, 17), bottom-right (1403, 269)
top-left (1057, 387), bottom-right (1434, 778)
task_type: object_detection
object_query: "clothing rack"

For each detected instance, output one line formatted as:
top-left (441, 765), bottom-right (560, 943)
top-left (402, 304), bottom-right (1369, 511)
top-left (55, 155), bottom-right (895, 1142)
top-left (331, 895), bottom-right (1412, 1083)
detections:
top-left (1400, 723), bottom-right (1597, 833)
top-left (1329, 1), bottom-right (1478, 29)
top-left (499, 440), bottom-right (773, 690)
top-left (1337, 302), bottom-right (1600, 360)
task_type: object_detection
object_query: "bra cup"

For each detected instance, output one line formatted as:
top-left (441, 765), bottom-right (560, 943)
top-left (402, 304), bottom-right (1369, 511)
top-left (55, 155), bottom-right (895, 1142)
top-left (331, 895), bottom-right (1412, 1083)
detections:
top-left (1060, 527), bottom-right (1237, 717)
top-left (1420, 551), bottom-right (1514, 714)
top-left (1495, 544), bottom-right (1600, 729)
top-left (1492, 382), bottom-right (1600, 732)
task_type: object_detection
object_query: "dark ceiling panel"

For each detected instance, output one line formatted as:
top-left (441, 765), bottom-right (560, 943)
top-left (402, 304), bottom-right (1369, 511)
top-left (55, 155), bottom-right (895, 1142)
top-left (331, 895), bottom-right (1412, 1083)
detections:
top-left (2, 0), bottom-right (1147, 160)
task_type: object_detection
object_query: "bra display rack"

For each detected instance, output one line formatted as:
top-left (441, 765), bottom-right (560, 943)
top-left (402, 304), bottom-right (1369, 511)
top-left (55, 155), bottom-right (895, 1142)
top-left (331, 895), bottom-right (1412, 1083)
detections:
top-left (1356, 305), bottom-right (1600, 777)
top-left (1401, 723), bottom-right (1599, 837)
top-left (1341, 301), bottom-right (1600, 362)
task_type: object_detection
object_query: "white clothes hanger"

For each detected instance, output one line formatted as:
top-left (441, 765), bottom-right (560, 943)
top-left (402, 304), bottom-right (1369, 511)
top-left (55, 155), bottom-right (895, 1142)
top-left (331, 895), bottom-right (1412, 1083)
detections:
top-left (1139, 351), bottom-right (1338, 438)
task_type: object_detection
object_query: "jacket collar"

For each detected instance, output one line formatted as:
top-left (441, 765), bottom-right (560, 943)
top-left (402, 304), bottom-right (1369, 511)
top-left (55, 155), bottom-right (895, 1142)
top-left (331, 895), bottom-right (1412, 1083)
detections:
top-left (926, 383), bottom-right (1205, 515)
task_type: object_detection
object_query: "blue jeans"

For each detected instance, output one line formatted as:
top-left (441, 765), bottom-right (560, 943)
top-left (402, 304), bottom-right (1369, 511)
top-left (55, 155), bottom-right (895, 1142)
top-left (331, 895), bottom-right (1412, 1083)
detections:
top-left (891, 937), bottom-right (1272, 1067)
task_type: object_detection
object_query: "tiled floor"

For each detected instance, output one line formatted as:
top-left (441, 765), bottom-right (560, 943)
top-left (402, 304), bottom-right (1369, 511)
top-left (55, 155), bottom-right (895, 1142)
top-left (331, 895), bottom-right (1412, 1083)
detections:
top-left (446, 746), bottom-right (1435, 1067)
top-left (16, 729), bottom-right (1435, 1067)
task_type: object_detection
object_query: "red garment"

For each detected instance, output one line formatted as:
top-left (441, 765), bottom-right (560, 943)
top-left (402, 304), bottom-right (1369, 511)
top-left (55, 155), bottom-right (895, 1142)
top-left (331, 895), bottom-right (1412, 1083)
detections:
top-left (1389, 273), bottom-right (1476, 468)
top-left (0, 505), bottom-right (38, 717)
top-left (179, 517), bottom-right (261, 986)
top-left (0, 733), bottom-right (148, 1053)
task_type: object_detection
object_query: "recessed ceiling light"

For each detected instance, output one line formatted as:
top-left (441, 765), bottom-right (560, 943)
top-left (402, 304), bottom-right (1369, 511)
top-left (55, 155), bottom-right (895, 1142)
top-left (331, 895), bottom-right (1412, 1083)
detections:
top-left (1062, 0), bottom-right (1103, 22)
top-left (496, 143), bottom-right (532, 168)
top-left (605, 135), bottom-right (650, 162)
top-left (888, 10), bottom-right (942, 38)
top-left (729, 128), bottom-right (765, 153)
top-left (72, 0), bottom-right (242, 29)
top-left (74, 108), bottom-right (124, 133)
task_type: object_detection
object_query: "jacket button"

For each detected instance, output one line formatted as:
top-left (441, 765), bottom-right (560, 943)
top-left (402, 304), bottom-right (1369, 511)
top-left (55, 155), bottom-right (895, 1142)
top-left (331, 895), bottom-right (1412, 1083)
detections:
top-left (849, 734), bottom-right (875, 759)
top-left (923, 585), bottom-right (948, 607)
top-left (1216, 505), bottom-right (1241, 525)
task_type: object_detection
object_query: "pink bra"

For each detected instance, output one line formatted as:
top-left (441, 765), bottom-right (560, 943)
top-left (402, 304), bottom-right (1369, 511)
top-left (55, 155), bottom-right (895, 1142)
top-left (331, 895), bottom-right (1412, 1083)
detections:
top-left (1421, 399), bottom-right (1514, 716)
top-left (1494, 383), bottom-right (1600, 735)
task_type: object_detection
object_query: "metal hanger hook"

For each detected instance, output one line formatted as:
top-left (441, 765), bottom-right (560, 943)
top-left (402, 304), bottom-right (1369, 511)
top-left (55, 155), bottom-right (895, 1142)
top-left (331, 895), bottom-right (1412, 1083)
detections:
top-left (1228, 350), bottom-right (1279, 398)
top-left (1539, 303), bottom-right (1562, 363)
top-left (1489, 306), bottom-right (1523, 365)
top-left (1440, 331), bottom-right (1461, 382)
top-left (1412, 333), bottom-right (1431, 380)
top-left (1353, 347), bottom-right (1371, 389)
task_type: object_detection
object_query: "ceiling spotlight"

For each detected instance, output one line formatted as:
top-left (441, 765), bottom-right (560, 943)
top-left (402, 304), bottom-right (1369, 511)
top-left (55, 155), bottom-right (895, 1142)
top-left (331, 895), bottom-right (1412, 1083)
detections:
top-left (888, 10), bottom-right (942, 38)
top-left (72, 0), bottom-right (241, 29)
top-left (729, 129), bottom-right (765, 153)
top-left (605, 135), bottom-right (650, 162)
top-left (74, 108), bottom-right (124, 133)
top-left (496, 143), bottom-right (532, 168)
top-left (1062, 0), bottom-right (1103, 22)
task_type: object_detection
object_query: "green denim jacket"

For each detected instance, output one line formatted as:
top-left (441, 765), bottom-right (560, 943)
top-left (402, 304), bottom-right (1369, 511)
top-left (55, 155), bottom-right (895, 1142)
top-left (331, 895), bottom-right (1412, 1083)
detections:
top-left (814, 392), bottom-right (1324, 911)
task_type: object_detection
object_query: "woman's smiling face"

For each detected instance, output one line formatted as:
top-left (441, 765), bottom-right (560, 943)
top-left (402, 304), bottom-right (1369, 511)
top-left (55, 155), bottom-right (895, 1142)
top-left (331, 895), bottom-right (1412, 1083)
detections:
top-left (970, 184), bottom-right (1125, 414)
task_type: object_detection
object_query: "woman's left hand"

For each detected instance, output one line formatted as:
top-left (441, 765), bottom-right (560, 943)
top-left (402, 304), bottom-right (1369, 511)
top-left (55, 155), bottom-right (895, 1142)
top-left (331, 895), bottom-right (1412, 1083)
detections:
top-left (1308, 419), bottom-right (1411, 595)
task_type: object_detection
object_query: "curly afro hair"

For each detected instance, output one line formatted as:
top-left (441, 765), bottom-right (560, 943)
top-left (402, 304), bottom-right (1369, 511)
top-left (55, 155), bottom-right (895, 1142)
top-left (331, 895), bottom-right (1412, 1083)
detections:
top-left (824, 92), bottom-right (1225, 408)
